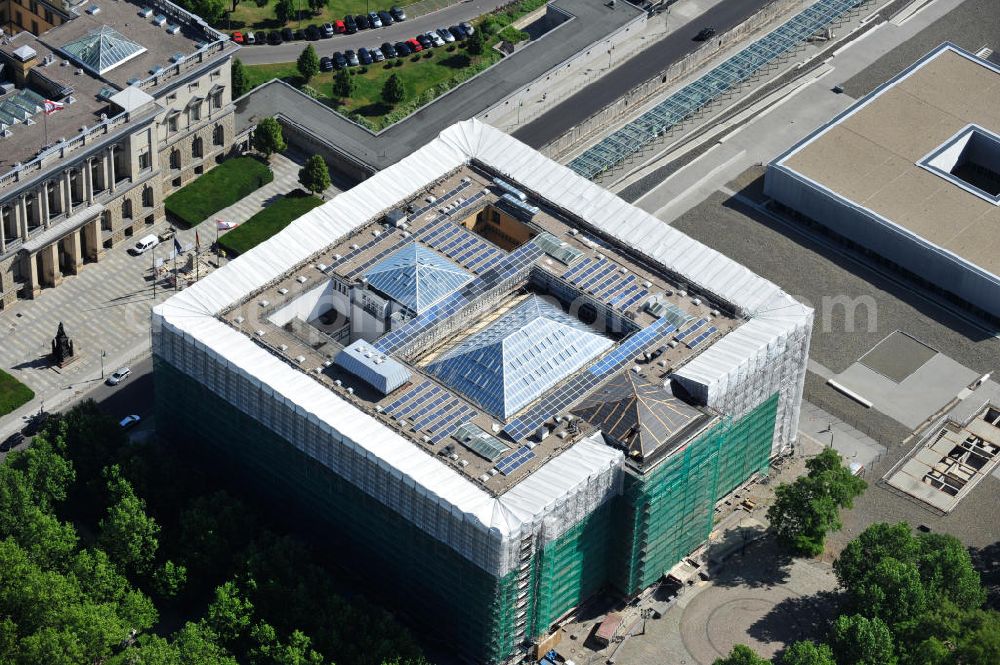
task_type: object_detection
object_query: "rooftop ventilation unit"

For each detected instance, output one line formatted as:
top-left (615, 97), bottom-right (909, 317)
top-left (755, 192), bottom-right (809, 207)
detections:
top-left (152, 14), bottom-right (167, 26)
top-left (149, 65), bottom-right (164, 75)
top-left (166, 24), bottom-right (181, 35)
top-left (492, 177), bottom-right (527, 202)
top-left (138, 7), bottom-right (153, 17)
top-left (86, 5), bottom-right (100, 14)
top-left (169, 52), bottom-right (184, 63)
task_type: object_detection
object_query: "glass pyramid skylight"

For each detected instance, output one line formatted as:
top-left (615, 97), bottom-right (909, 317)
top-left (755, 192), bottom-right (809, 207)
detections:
top-left (61, 26), bottom-right (147, 75)
top-left (427, 296), bottom-right (613, 419)
top-left (364, 243), bottom-right (472, 314)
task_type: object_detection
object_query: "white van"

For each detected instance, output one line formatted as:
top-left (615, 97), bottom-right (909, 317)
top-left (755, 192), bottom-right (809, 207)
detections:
top-left (131, 234), bottom-right (159, 255)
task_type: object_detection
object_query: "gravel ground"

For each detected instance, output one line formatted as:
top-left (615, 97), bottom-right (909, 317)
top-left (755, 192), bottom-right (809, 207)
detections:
top-left (842, 0), bottom-right (1000, 97)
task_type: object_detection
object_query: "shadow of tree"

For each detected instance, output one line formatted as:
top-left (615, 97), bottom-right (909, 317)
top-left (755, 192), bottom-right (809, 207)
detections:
top-left (440, 54), bottom-right (471, 69)
top-left (747, 590), bottom-right (844, 661)
top-left (970, 541), bottom-right (1000, 611)
top-left (353, 102), bottom-right (393, 117)
top-left (706, 532), bottom-right (796, 589)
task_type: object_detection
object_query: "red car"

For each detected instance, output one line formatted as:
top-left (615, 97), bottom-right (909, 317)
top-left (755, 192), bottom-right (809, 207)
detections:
top-left (334, 20), bottom-right (346, 34)
top-left (406, 37), bottom-right (422, 52)
top-left (231, 31), bottom-right (244, 44)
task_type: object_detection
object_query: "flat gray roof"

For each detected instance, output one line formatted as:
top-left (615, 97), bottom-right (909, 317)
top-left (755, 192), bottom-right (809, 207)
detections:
top-left (235, 0), bottom-right (643, 172)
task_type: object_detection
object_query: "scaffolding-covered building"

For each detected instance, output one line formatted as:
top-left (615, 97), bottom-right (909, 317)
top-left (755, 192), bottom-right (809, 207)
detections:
top-left (153, 120), bottom-right (812, 663)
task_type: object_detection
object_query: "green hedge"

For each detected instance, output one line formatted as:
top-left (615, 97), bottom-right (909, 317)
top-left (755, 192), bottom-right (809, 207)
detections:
top-left (0, 369), bottom-right (34, 417)
top-left (218, 192), bottom-right (323, 256)
top-left (164, 157), bottom-right (273, 228)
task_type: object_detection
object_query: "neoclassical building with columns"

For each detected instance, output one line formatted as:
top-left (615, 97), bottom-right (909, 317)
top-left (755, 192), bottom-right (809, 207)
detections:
top-left (0, 0), bottom-right (238, 308)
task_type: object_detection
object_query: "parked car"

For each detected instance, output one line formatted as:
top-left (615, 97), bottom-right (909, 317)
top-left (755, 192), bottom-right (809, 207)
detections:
top-left (394, 40), bottom-right (411, 56)
top-left (245, 31), bottom-right (256, 45)
top-left (437, 27), bottom-right (455, 43)
top-left (320, 56), bottom-right (334, 71)
top-left (119, 414), bottom-right (141, 429)
top-left (130, 234), bottom-right (159, 255)
top-left (390, 5), bottom-right (406, 20)
top-left (460, 21), bottom-right (474, 36)
top-left (268, 30), bottom-right (282, 45)
top-left (1, 431), bottom-right (25, 452)
top-left (448, 25), bottom-right (465, 41)
top-left (694, 26), bottom-right (716, 41)
top-left (106, 367), bottom-right (132, 386)
top-left (345, 49), bottom-right (360, 66)
top-left (371, 46), bottom-right (385, 61)
top-left (378, 10), bottom-right (394, 26)
top-left (344, 15), bottom-right (357, 33)
top-left (381, 41), bottom-right (398, 58)
top-left (425, 31), bottom-right (444, 47)
top-left (358, 47), bottom-right (373, 65)
top-left (415, 34), bottom-right (431, 50)
top-left (356, 13), bottom-right (370, 29)
top-left (322, 22), bottom-right (335, 37)
top-left (407, 37), bottom-right (423, 52)
top-left (368, 11), bottom-right (382, 28)
top-left (231, 31), bottom-right (244, 43)
top-left (294, 28), bottom-right (305, 40)
top-left (333, 51), bottom-right (347, 68)
top-left (305, 24), bottom-right (321, 40)
top-left (282, 27), bottom-right (294, 41)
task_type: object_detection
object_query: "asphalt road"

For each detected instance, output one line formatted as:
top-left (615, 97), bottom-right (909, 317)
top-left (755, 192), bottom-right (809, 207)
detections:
top-left (512, 0), bottom-right (775, 148)
top-left (234, 0), bottom-right (508, 65)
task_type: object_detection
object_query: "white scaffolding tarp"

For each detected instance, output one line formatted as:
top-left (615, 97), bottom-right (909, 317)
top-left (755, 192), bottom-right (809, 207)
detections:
top-left (154, 119), bottom-right (811, 574)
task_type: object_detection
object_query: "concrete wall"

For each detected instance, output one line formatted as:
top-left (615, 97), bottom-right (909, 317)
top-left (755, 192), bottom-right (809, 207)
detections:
top-left (765, 164), bottom-right (1000, 320)
top-left (277, 119), bottom-right (375, 185)
top-left (540, 0), bottom-right (805, 159)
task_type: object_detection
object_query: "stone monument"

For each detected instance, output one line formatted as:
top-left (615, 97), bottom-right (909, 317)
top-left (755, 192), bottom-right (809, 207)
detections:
top-left (51, 322), bottom-right (77, 368)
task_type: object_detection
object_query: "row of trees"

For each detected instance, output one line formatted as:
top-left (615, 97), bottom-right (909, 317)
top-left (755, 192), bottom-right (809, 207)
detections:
top-left (0, 402), bottom-right (428, 665)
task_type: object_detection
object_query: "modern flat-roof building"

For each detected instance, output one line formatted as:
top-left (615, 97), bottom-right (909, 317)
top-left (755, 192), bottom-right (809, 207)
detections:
top-left (0, 0), bottom-right (238, 308)
top-left (153, 120), bottom-right (812, 663)
top-left (766, 43), bottom-right (1000, 322)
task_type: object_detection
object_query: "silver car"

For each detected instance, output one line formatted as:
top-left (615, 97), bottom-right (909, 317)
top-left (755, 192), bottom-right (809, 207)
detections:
top-left (437, 27), bottom-right (455, 43)
top-left (106, 367), bottom-right (131, 386)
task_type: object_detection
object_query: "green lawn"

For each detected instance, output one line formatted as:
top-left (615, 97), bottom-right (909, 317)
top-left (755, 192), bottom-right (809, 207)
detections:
top-left (246, 44), bottom-right (500, 130)
top-left (226, 0), bottom-right (420, 32)
top-left (218, 191), bottom-right (324, 256)
top-left (0, 368), bottom-right (34, 417)
top-left (164, 157), bottom-right (274, 228)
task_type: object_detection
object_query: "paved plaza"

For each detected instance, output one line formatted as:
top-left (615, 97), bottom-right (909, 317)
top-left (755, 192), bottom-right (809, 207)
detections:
top-left (0, 152), bottom-right (339, 439)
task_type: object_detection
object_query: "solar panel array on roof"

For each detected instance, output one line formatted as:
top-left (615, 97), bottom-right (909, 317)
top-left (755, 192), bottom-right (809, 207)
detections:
top-left (60, 26), bottom-right (147, 75)
top-left (426, 296), bottom-right (613, 420)
top-left (573, 373), bottom-right (707, 459)
top-left (495, 446), bottom-right (535, 475)
top-left (363, 242), bottom-right (473, 314)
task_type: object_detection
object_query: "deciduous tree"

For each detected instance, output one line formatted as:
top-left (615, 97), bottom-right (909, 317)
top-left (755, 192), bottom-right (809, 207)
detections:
top-left (829, 614), bottom-right (896, 665)
top-left (297, 45), bottom-right (319, 81)
top-left (275, 0), bottom-right (294, 24)
top-left (332, 68), bottom-right (354, 99)
top-left (253, 117), bottom-right (287, 159)
top-left (298, 155), bottom-right (330, 195)
top-left (781, 640), bottom-right (836, 665)
top-left (713, 644), bottom-right (771, 665)
top-left (382, 73), bottom-right (405, 104)
top-left (232, 58), bottom-right (250, 98)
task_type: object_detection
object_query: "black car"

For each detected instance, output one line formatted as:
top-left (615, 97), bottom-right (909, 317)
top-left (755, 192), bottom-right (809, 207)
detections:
top-left (344, 14), bottom-right (358, 33)
top-left (305, 24), bottom-right (321, 40)
top-left (448, 25), bottom-right (465, 41)
top-left (416, 33), bottom-right (432, 50)
top-left (294, 28), bottom-right (306, 40)
top-left (282, 27), bottom-right (295, 41)
top-left (378, 10), bottom-right (394, 26)
top-left (332, 51), bottom-right (347, 68)
top-left (381, 41), bottom-right (398, 58)
top-left (319, 56), bottom-right (334, 71)
top-left (394, 40), bottom-right (411, 56)
top-left (355, 13), bottom-right (370, 29)
top-left (268, 30), bottom-right (282, 45)
top-left (694, 27), bottom-right (716, 41)
top-left (1, 431), bottom-right (24, 452)
top-left (358, 47), bottom-right (373, 65)
top-left (390, 5), bottom-right (406, 21)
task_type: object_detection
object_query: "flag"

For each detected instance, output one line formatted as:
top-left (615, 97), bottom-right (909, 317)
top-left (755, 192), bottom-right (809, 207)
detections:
top-left (174, 237), bottom-right (182, 254)
top-left (217, 220), bottom-right (238, 230)
top-left (195, 230), bottom-right (200, 250)
top-left (43, 100), bottom-right (64, 115)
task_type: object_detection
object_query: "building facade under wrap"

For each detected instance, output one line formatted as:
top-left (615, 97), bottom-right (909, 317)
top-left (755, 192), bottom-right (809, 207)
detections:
top-left (153, 120), bottom-right (812, 663)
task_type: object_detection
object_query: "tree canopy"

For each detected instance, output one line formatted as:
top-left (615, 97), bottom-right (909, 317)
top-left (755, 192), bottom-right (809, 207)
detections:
top-left (713, 644), bottom-right (771, 665)
top-left (298, 155), bottom-right (331, 195)
top-left (780, 640), bottom-right (836, 665)
top-left (274, 0), bottom-right (294, 24)
top-left (232, 58), bottom-right (250, 98)
top-left (254, 117), bottom-right (287, 159)
top-left (333, 68), bottom-right (354, 99)
top-left (382, 74), bottom-right (405, 104)
top-left (767, 448), bottom-right (866, 557)
top-left (297, 45), bottom-right (319, 82)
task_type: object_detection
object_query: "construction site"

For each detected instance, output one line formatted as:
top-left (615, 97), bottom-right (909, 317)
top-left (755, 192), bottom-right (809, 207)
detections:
top-left (152, 120), bottom-right (812, 663)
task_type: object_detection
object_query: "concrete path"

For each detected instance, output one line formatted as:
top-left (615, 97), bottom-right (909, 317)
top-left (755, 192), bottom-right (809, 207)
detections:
top-left (234, 0), bottom-right (507, 65)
